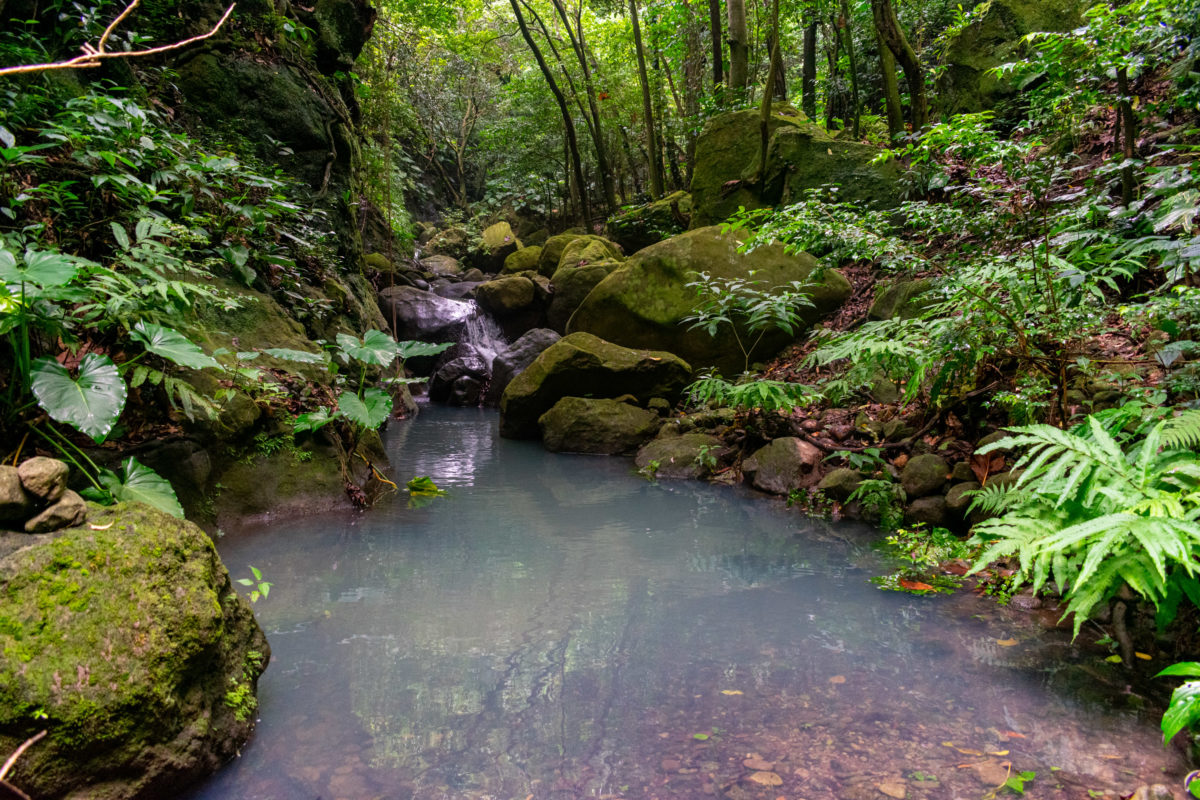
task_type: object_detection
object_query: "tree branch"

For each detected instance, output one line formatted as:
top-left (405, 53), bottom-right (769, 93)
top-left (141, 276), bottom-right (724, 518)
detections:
top-left (0, 2), bottom-right (236, 78)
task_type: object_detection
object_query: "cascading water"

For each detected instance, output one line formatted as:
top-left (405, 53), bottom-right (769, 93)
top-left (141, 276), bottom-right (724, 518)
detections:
top-left (459, 300), bottom-right (506, 368)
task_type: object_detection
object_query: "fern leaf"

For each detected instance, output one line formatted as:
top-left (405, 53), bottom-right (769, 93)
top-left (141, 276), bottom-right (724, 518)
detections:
top-left (1162, 410), bottom-right (1200, 451)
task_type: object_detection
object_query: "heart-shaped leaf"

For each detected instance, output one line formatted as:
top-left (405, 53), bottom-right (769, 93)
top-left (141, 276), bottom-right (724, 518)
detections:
top-left (99, 457), bottom-right (184, 518)
top-left (31, 354), bottom-right (127, 441)
top-left (336, 330), bottom-right (399, 367)
top-left (337, 387), bottom-right (391, 430)
top-left (264, 347), bottom-right (328, 364)
top-left (395, 340), bottom-right (454, 361)
top-left (130, 322), bottom-right (219, 370)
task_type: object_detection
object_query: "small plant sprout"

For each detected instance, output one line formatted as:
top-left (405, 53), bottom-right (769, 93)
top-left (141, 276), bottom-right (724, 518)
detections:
top-left (236, 566), bottom-right (272, 603)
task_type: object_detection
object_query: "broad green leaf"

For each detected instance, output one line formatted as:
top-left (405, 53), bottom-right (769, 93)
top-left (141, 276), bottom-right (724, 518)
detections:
top-left (395, 340), bottom-right (454, 361)
top-left (264, 347), bottom-right (327, 364)
top-left (337, 388), bottom-right (391, 430)
top-left (337, 330), bottom-right (399, 367)
top-left (31, 354), bottom-right (127, 441)
top-left (294, 407), bottom-right (335, 434)
top-left (110, 222), bottom-right (130, 250)
top-left (99, 457), bottom-right (184, 518)
top-left (1162, 679), bottom-right (1200, 744)
top-left (0, 248), bottom-right (81, 288)
top-left (1157, 662), bottom-right (1200, 679)
top-left (130, 322), bottom-right (219, 370)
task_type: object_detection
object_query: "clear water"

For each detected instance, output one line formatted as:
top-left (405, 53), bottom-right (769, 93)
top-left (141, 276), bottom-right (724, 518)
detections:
top-left (190, 406), bottom-right (1184, 800)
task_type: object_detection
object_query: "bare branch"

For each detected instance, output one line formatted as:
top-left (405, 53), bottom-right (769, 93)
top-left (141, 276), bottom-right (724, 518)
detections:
top-left (0, 3), bottom-right (236, 78)
top-left (0, 730), bottom-right (46, 782)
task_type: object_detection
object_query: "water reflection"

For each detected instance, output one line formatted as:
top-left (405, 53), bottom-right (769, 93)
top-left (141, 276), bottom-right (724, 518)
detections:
top-left (189, 407), bottom-right (1184, 800)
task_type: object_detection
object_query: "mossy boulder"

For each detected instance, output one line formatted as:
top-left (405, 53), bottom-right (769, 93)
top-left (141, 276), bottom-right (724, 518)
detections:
top-left (500, 332), bottom-right (692, 439)
top-left (421, 254), bottom-right (463, 276)
top-left (635, 432), bottom-right (725, 480)
top-left (548, 257), bottom-right (623, 333)
top-left (502, 246), bottom-right (543, 275)
top-left (538, 397), bottom-right (663, 455)
top-left (818, 467), bottom-right (865, 501)
top-left (869, 278), bottom-right (936, 321)
top-left (568, 226), bottom-right (851, 376)
top-left (607, 191), bottom-right (692, 254)
top-left (900, 454), bottom-right (950, 498)
top-left (766, 128), bottom-right (902, 209)
top-left (0, 503), bottom-right (268, 799)
top-left (536, 233), bottom-right (586, 277)
top-left (476, 275), bottom-right (538, 316)
top-left (742, 437), bottom-right (823, 495)
top-left (472, 222), bottom-right (522, 272)
top-left (937, 0), bottom-right (1088, 115)
top-left (485, 328), bottom-right (561, 406)
top-left (558, 235), bottom-right (623, 269)
top-left (425, 226), bottom-right (473, 261)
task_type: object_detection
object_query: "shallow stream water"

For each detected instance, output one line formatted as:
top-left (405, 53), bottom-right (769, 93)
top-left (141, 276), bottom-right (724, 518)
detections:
top-left (189, 405), bottom-right (1185, 800)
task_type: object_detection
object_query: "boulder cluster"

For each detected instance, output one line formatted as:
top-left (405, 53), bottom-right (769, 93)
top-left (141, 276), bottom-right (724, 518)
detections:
top-left (0, 457), bottom-right (87, 533)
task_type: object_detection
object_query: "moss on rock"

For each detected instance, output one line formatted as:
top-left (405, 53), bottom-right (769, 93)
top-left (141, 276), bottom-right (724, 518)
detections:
top-left (607, 191), bottom-right (692, 254)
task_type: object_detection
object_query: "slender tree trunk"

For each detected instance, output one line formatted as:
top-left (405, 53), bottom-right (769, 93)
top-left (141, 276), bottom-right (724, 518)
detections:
top-left (823, 20), bottom-right (843, 129)
top-left (878, 26), bottom-right (903, 139)
top-left (511, 0), bottom-right (590, 226)
top-left (708, 0), bottom-right (724, 88)
top-left (630, 0), bottom-right (665, 197)
top-left (871, 0), bottom-right (927, 131)
top-left (727, 0), bottom-right (748, 92)
top-left (753, 0), bottom-right (781, 185)
top-left (1116, 66), bottom-right (1137, 206)
top-left (619, 125), bottom-right (645, 197)
top-left (839, 0), bottom-right (860, 138)
top-left (801, 21), bottom-right (817, 119)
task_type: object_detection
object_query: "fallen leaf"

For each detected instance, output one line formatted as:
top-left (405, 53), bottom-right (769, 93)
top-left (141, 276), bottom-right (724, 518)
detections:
top-left (747, 771), bottom-right (783, 787)
top-left (1105, 654), bottom-right (1123, 663)
top-left (1099, 754), bottom-right (1123, 760)
top-left (953, 747), bottom-right (984, 756)
top-left (996, 638), bottom-right (1018, 647)
top-left (988, 750), bottom-right (1010, 756)
top-left (892, 453), bottom-right (909, 469)
top-left (829, 675), bottom-right (846, 684)
top-left (693, 733), bottom-right (709, 741)
top-left (899, 579), bottom-right (935, 591)
top-left (967, 759), bottom-right (1011, 786)
top-left (89, 522), bottom-right (114, 530)
top-left (721, 690), bottom-right (744, 695)
top-left (1001, 731), bottom-right (1027, 739)
top-left (1135, 651), bottom-right (1152, 660)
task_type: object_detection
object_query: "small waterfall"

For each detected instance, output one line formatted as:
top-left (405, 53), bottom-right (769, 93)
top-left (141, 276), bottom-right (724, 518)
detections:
top-left (461, 302), bottom-right (507, 368)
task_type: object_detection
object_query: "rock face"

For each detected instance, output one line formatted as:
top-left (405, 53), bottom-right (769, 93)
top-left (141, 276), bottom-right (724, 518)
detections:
top-left (485, 328), bottom-right (561, 406)
top-left (536, 233), bottom-right (586, 277)
top-left (568, 226), bottom-right (851, 376)
top-left (937, 0), bottom-right (1087, 115)
top-left (689, 105), bottom-right (899, 228)
top-left (429, 349), bottom-right (492, 406)
top-left (0, 503), bottom-right (269, 799)
top-left (901, 454), bottom-right (950, 498)
top-left (548, 253), bottom-right (623, 334)
top-left (500, 332), bottom-right (692, 439)
top-left (635, 433), bottom-right (724, 480)
top-left (538, 397), bottom-right (663, 454)
top-left (607, 191), bottom-right (692, 254)
top-left (742, 437), bottom-right (823, 495)
top-left (869, 278), bottom-right (936, 321)
top-left (378, 286), bottom-right (475, 342)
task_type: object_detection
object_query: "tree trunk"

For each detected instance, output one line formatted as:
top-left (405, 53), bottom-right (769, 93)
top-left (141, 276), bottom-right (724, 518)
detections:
top-left (683, 0), bottom-right (703, 184)
top-left (511, 0), bottom-right (590, 226)
top-left (753, 0), bottom-right (781, 186)
top-left (630, 0), bottom-right (665, 197)
top-left (708, 0), bottom-right (724, 88)
top-left (871, 0), bottom-right (927, 131)
top-left (839, 0), bottom-right (860, 138)
top-left (801, 21), bottom-right (817, 119)
top-left (1117, 66), bottom-right (1137, 206)
top-left (727, 0), bottom-right (748, 92)
top-left (877, 26), bottom-right (903, 140)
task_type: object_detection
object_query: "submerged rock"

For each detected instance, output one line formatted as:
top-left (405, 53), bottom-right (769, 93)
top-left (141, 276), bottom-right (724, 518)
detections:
top-left (538, 397), bottom-right (662, 454)
top-left (500, 332), bottom-right (691, 439)
top-left (0, 503), bottom-right (269, 799)
top-left (568, 225), bottom-right (850, 376)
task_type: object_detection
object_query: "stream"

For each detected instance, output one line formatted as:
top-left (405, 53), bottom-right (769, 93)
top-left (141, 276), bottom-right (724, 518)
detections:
top-left (189, 405), bottom-right (1185, 800)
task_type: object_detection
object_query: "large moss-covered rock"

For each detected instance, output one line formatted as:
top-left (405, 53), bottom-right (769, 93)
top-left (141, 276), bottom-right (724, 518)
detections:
top-left (548, 257), bottom-right (623, 333)
top-left (568, 226), bottom-right (851, 375)
top-left (502, 246), bottom-right (543, 275)
top-left (558, 235), bottom-right (623, 269)
top-left (500, 332), bottom-right (692, 439)
top-left (937, 0), bottom-right (1087, 115)
top-left (538, 397), bottom-right (663, 454)
top-left (869, 278), bottom-right (936, 321)
top-left (536, 233), bottom-right (586, 277)
top-left (471, 222), bottom-right (522, 272)
top-left (0, 503), bottom-right (268, 799)
top-left (635, 432), bottom-right (724, 480)
top-left (765, 128), bottom-right (902, 209)
top-left (485, 328), bottom-right (561, 406)
top-left (607, 191), bottom-right (692, 254)
top-left (476, 275), bottom-right (537, 316)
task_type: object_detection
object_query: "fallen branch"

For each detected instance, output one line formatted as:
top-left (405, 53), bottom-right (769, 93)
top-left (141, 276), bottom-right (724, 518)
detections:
top-left (0, 730), bottom-right (47, 800)
top-left (0, 1), bottom-right (236, 78)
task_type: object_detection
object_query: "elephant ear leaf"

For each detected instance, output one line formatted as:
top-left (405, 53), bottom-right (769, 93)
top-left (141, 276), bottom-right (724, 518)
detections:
top-left (31, 354), bottom-right (127, 442)
top-left (130, 322), bottom-right (219, 370)
top-left (100, 457), bottom-right (184, 518)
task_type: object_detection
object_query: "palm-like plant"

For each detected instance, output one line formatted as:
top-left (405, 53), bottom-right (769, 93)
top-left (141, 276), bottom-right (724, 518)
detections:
top-left (968, 410), bottom-right (1200, 636)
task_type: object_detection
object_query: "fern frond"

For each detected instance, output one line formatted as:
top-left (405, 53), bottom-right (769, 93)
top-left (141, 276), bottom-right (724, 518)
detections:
top-left (1161, 410), bottom-right (1200, 451)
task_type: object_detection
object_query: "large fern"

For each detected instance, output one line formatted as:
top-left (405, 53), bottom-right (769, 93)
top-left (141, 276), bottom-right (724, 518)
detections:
top-left (969, 410), bottom-right (1200, 635)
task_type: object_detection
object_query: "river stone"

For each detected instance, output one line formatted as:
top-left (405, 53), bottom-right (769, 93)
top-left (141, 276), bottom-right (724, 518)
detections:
top-left (817, 467), bottom-right (864, 501)
top-left (500, 332), bottom-right (692, 439)
top-left (420, 254), bottom-right (462, 275)
top-left (905, 495), bottom-right (948, 527)
top-left (869, 278), bottom-right (935, 321)
top-left (548, 257), bottom-right (622, 333)
top-left (951, 461), bottom-right (975, 482)
top-left (0, 466), bottom-right (31, 524)
top-left (0, 503), bottom-right (269, 799)
top-left (568, 226), bottom-right (851, 376)
top-left (427, 226), bottom-right (471, 260)
top-left (634, 433), bottom-right (724, 480)
top-left (536, 233), bottom-right (585, 277)
top-left (607, 191), bottom-right (691, 254)
top-left (476, 275), bottom-right (537, 316)
top-left (946, 481), bottom-right (981, 516)
top-left (431, 280), bottom-right (481, 301)
top-left (900, 454), bottom-right (949, 498)
top-left (538, 397), bottom-right (662, 455)
top-left (742, 437), bottom-right (823, 495)
top-left (486, 329), bottom-right (561, 406)
top-left (502, 246), bottom-right (542, 274)
top-left (472, 222), bottom-right (522, 272)
top-left (558, 235), bottom-right (623, 270)
top-left (16, 457), bottom-right (69, 503)
top-left (24, 489), bottom-right (88, 533)
top-left (429, 350), bottom-right (491, 406)
top-left (378, 285), bottom-right (474, 342)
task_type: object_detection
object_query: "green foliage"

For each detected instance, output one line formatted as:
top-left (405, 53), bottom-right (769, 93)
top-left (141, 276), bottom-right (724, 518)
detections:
top-left (1157, 662), bottom-right (1200, 745)
top-left (968, 411), bottom-right (1200, 635)
top-left (848, 478), bottom-right (906, 531)
top-left (685, 372), bottom-right (818, 414)
top-left (31, 354), bottom-right (127, 442)
top-left (80, 457), bottom-right (185, 518)
top-left (235, 565), bottom-right (273, 604)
